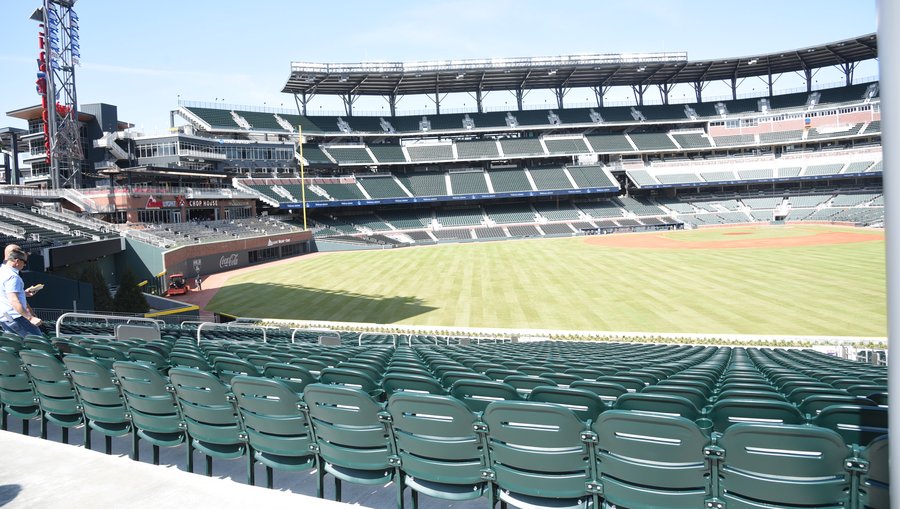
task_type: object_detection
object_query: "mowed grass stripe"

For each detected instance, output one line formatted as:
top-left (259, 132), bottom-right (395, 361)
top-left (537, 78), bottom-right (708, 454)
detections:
top-left (206, 227), bottom-right (885, 336)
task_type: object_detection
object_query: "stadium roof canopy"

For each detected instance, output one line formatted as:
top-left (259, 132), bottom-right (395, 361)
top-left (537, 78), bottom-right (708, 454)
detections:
top-left (282, 33), bottom-right (877, 98)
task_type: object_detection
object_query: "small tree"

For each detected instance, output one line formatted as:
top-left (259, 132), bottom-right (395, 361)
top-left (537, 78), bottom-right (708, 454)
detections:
top-left (114, 270), bottom-right (150, 314)
top-left (81, 263), bottom-right (115, 312)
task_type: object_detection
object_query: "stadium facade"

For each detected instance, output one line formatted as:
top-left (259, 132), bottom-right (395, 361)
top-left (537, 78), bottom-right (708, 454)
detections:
top-left (0, 33), bottom-right (884, 295)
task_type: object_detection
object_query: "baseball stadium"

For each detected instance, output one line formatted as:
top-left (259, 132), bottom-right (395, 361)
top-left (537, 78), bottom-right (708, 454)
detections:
top-left (0, 1), bottom-right (891, 507)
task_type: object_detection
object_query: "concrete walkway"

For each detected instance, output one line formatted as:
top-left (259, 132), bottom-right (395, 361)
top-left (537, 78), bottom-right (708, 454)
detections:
top-left (0, 430), bottom-right (354, 509)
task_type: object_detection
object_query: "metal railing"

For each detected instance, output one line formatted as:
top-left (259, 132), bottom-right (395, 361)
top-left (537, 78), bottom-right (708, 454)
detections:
top-left (54, 312), bottom-right (162, 339)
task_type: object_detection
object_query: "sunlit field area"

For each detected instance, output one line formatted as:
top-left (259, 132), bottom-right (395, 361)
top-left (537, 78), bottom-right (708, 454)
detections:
top-left (207, 225), bottom-right (886, 337)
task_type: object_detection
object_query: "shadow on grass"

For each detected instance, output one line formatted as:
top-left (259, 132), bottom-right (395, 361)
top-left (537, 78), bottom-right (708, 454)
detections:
top-left (0, 484), bottom-right (22, 506)
top-left (206, 281), bottom-right (438, 323)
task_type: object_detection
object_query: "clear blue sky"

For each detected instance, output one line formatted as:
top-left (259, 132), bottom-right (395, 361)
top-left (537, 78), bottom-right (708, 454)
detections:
top-left (0, 0), bottom-right (878, 131)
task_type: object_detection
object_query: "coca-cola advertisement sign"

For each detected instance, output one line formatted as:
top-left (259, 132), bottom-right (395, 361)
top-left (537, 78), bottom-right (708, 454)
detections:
top-left (219, 253), bottom-right (239, 269)
top-left (165, 251), bottom-right (249, 278)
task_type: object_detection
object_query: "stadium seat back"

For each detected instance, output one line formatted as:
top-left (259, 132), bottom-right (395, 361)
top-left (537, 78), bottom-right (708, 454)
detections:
top-left (230, 375), bottom-right (316, 488)
top-left (482, 401), bottom-right (594, 508)
top-left (718, 423), bottom-right (851, 508)
top-left (302, 383), bottom-right (394, 500)
top-left (593, 410), bottom-right (710, 508)
top-left (112, 361), bottom-right (184, 464)
top-left (386, 392), bottom-right (488, 504)
top-left (168, 367), bottom-right (246, 475)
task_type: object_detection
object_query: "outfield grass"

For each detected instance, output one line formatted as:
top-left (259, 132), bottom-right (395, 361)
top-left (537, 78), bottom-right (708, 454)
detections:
top-left (206, 225), bottom-right (886, 336)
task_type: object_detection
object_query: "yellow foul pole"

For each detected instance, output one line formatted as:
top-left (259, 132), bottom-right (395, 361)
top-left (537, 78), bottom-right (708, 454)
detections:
top-left (298, 124), bottom-right (307, 230)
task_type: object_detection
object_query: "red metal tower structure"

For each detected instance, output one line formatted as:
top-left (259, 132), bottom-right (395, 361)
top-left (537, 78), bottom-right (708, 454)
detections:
top-left (33, 0), bottom-right (83, 189)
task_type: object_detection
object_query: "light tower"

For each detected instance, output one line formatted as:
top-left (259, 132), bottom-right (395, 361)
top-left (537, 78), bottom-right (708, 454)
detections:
top-left (32, 0), bottom-right (83, 189)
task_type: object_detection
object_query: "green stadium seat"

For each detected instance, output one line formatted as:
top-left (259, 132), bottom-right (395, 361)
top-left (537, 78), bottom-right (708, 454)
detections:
top-left (593, 410), bottom-right (710, 509)
top-left (528, 386), bottom-right (606, 423)
top-left (112, 361), bottom-right (185, 465)
top-left (503, 375), bottom-right (557, 396)
top-left (614, 392), bottom-right (702, 421)
top-left (718, 423), bottom-right (851, 508)
top-left (381, 372), bottom-right (447, 396)
top-left (19, 350), bottom-right (84, 443)
top-left (126, 347), bottom-right (170, 373)
top-left (168, 367), bottom-right (247, 477)
top-left (569, 380), bottom-right (629, 404)
top-left (798, 394), bottom-right (876, 417)
top-left (641, 385), bottom-right (709, 413)
top-left (710, 398), bottom-right (805, 433)
top-left (319, 367), bottom-right (384, 401)
top-left (261, 363), bottom-right (316, 395)
top-left (0, 348), bottom-right (41, 434)
top-left (302, 383), bottom-right (395, 502)
top-left (859, 435), bottom-right (889, 509)
top-left (449, 379), bottom-right (523, 414)
top-left (63, 355), bottom-right (132, 455)
top-left (212, 357), bottom-right (262, 385)
top-left (169, 351), bottom-right (214, 372)
top-left (386, 392), bottom-right (489, 506)
top-left (230, 376), bottom-right (317, 489)
top-left (812, 405), bottom-right (889, 447)
top-left (596, 375), bottom-right (645, 392)
top-left (89, 344), bottom-right (129, 370)
top-left (482, 401), bottom-right (595, 509)
top-left (439, 370), bottom-right (491, 389)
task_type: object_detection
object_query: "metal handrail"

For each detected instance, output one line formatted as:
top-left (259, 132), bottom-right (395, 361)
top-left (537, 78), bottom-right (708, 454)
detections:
top-left (196, 321), bottom-right (267, 345)
top-left (55, 312), bottom-right (161, 338)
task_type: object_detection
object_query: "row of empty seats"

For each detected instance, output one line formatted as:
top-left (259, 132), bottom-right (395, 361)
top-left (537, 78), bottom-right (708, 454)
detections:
top-left (631, 158), bottom-right (882, 187)
top-left (307, 123), bottom-right (880, 166)
top-left (0, 332), bottom-right (888, 508)
top-left (244, 165), bottom-right (619, 204)
top-left (182, 82), bottom-right (879, 134)
top-left (303, 197), bottom-right (672, 237)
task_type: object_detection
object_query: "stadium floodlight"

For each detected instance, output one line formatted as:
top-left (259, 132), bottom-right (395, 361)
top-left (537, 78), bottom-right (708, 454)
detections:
top-left (548, 69), bottom-right (558, 76)
top-left (637, 66), bottom-right (647, 72)
top-left (748, 58), bottom-right (758, 65)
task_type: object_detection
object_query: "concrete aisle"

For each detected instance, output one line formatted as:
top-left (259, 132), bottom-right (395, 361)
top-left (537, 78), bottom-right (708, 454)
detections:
top-left (0, 430), bottom-right (356, 509)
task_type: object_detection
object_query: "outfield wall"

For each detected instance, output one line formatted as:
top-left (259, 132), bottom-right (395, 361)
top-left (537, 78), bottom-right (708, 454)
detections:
top-left (162, 230), bottom-right (313, 277)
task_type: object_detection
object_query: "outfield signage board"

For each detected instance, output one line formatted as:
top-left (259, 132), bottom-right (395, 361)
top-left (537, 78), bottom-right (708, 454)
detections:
top-left (279, 187), bottom-right (619, 209)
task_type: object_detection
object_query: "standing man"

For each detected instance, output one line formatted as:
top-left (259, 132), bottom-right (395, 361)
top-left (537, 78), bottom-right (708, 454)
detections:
top-left (0, 247), bottom-right (43, 338)
top-left (195, 272), bottom-right (202, 291)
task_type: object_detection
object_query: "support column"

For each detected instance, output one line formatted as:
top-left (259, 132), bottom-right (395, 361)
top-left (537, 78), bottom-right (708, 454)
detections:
top-left (385, 94), bottom-right (397, 117)
top-left (553, 87), bottom-right (566, 110)
top-left (293, 92), bottom-right (316, 116)
top-left (515, 89), bottom-right (524, 111)
top-left (657, 83), bottom-right (672, 105)
top-left (693, 82), bottom-right (704, 103)
top-left (10, 131), bottom-right (21, 185)
top-left (591, 85), bottom-right (610, 108)
top-left (840, 62), bottom-right (857, 86)
top-left (476, 89), bottom-right (484, 113)
top-left (877, 0), bottom-right (900, 500)
top-left (631, 84), bottom-right (649, 106)
top-left (342, 94), bottom-right (356, 116)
